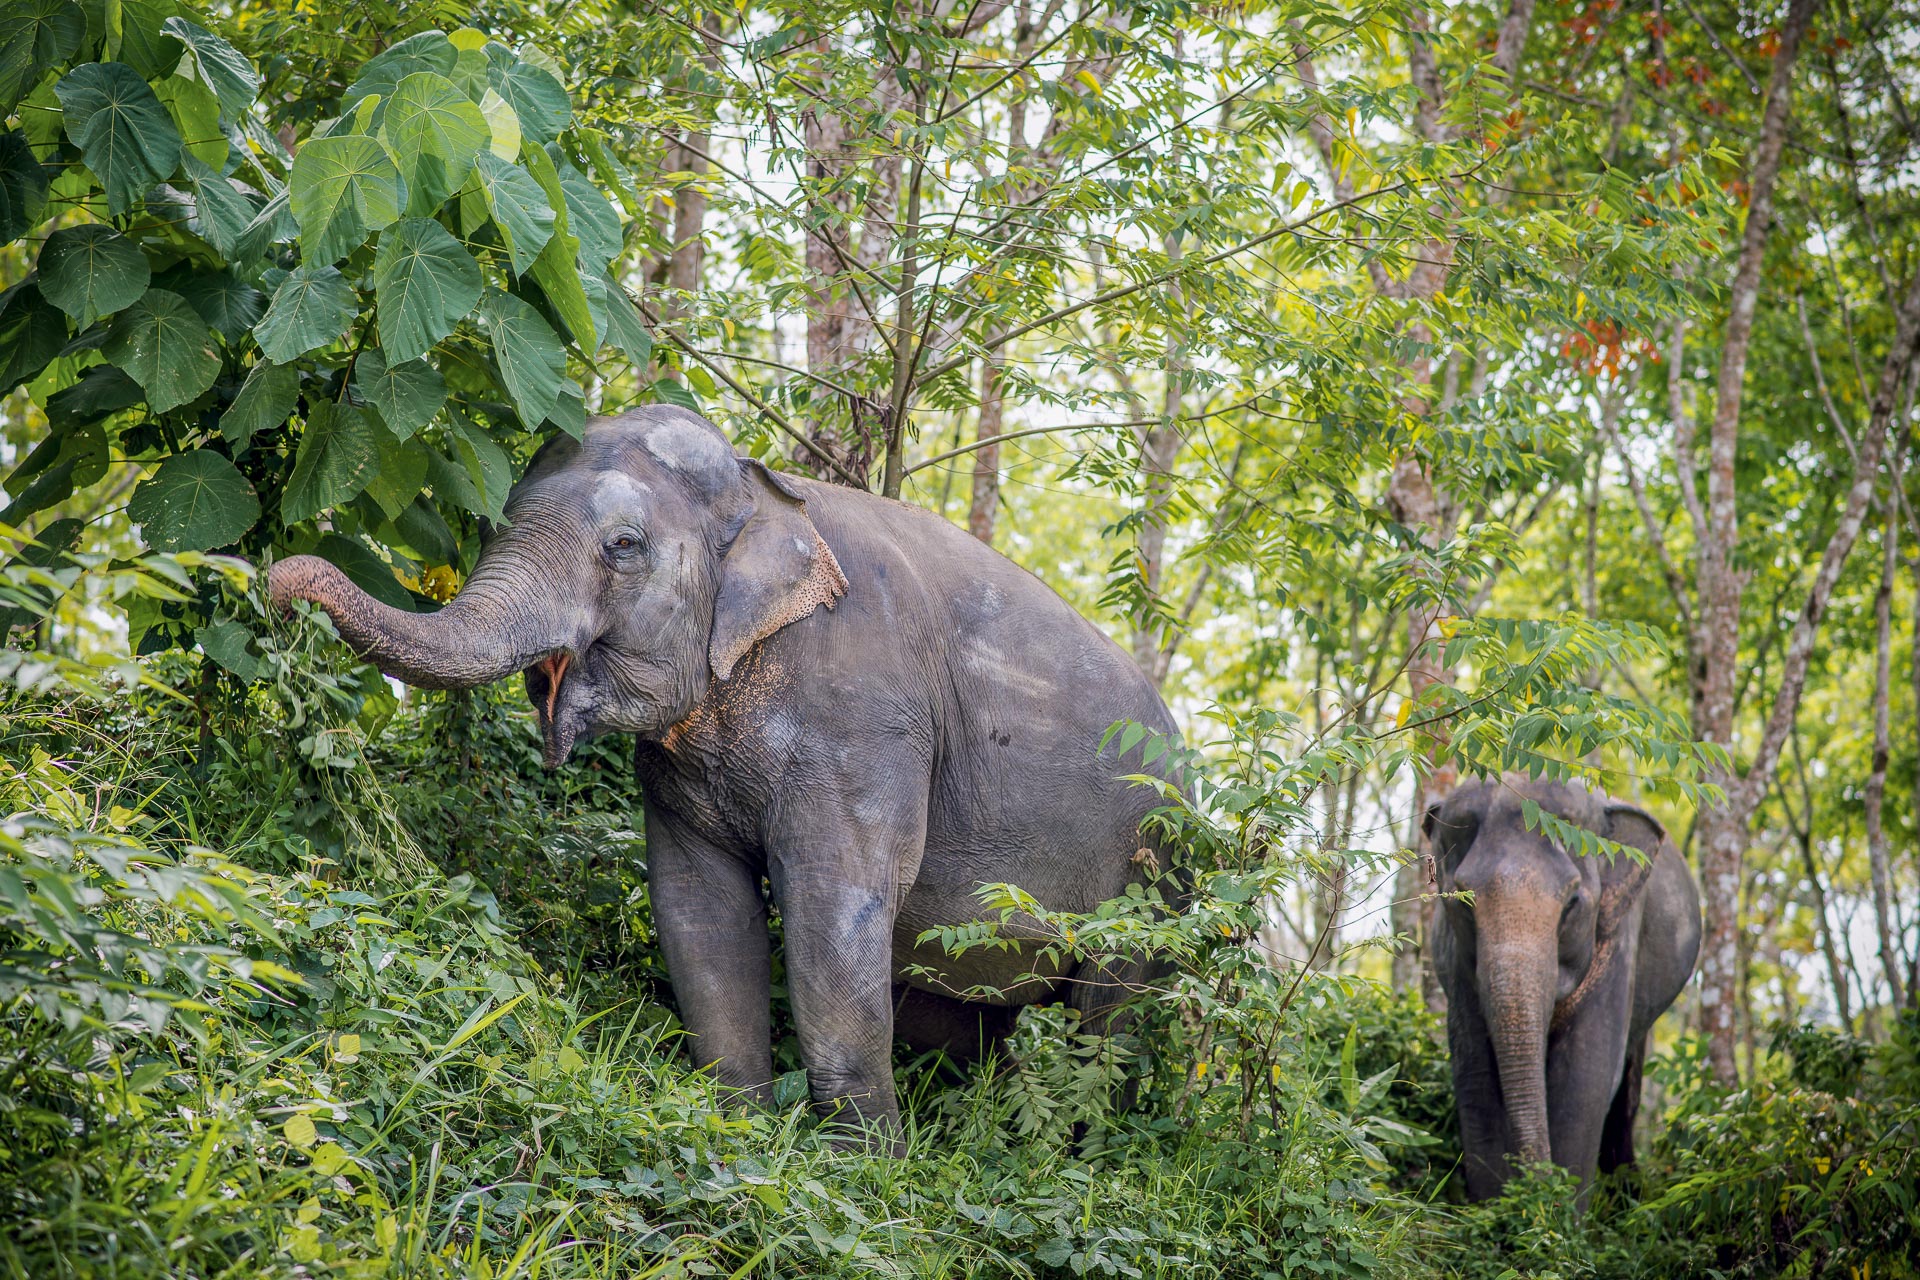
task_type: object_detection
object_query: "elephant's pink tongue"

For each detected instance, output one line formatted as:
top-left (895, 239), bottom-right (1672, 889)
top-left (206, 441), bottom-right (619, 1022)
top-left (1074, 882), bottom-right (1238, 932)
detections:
top-left (538, 652), bottom-right (572, 721)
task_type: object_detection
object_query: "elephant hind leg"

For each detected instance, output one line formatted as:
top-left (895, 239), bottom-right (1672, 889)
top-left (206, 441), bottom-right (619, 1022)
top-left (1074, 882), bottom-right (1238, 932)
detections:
top-left (1598, 1034), bottom-right (1647, 1174)
top-left (892, 985), bottom-right (1017, 1067)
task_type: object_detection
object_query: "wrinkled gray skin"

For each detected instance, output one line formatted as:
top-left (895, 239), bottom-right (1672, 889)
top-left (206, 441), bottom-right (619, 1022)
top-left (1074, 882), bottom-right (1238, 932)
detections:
top-left (268, 407), bottom-right (1177, 1142)
top-left (1427, 777), bottom-right (1700, 1202)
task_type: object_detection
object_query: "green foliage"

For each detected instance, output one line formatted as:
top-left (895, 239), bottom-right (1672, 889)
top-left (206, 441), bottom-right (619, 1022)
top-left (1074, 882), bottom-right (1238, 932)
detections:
top-left (0, 5), bottom-right (657, 634)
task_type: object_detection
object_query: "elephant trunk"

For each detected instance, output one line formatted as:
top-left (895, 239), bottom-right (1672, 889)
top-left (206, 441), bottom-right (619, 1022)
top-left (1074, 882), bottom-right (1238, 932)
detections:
top-left (268, 554), bottom-right (581, 690)
top-left (1479, 926), bottom-right (1557, 1170)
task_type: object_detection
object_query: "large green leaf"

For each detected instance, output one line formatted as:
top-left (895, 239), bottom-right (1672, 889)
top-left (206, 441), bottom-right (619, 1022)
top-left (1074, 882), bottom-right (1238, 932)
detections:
top-left (254, 264), bottom-right (356, 363)
top-left (382, 71), bottom-right (488, 216)
top-left (0, 129), bottom-right (51, 240)
top-left (559, 163), bottom-right (621, 272)
top-left (128, 449), bottom-right (260, 551)
top-left (345, 31), bottom-right (455, 109)
top-left (315, 531), bottom-right (416, 610)
top-left (521, 146), bottom-right (593, 346)
top-left (182, 154), bottom-right (257, 259)
top-left (159, 16), bottom-right (259, 118)
top-left (282, 399), bottom-right (378, 523)
top-left (0, 0), bottom-right (83, 115)
top-left (452, 416), bottom-right (511, 524)
top-left (45, 364), bottom-right (141, 425)
top-left (5, 282), bottom-right (72, 393)
top-left (115, 0), bottom-right (186, 80)
top-left (164, 267), bottom-right (265, 342)
top-left (485, 53), bottom-right (569, 144)
top-left (103, 289), bottom-right (221, 413)
top-left (289, 132), bottom-right (405, 264)
top-left (37, 224), bottom-right (150, 326)
top-left (196, 616), bottom-right (263, 681)
top-left (372, 216), bottom-right (482, 363)
top-left (362, 433), bottom-right (429, 521)
top-left (55, 62), bottom-right (184, 214)
top-left (478, 289), bottom-right (565, 427)
top-left (601, 275), bottom-right (654, 368)
top-left (353, 347), bottom-right (444, 439)
top-left (153, 73), bottom-right (224, 168)
top-left (471, 151), bottom-right (553, 276)
top-left (392, 495), bottom-right (457, 565)
top-left (221, 359), bottom-right (298, 451)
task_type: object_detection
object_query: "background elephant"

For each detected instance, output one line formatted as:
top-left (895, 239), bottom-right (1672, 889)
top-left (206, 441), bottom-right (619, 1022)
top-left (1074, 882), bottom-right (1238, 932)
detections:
top-left (268, 406), bottom-right (1177, 1138)
top-left (1426, 776), bottom-right (1700, 1201)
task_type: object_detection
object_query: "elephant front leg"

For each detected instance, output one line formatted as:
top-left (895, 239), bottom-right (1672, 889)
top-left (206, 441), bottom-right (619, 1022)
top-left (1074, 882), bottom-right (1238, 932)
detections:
top-left (647, 816), bottom-right (775, 1105)
top-left (767, 803), bottom-right (927, 1149)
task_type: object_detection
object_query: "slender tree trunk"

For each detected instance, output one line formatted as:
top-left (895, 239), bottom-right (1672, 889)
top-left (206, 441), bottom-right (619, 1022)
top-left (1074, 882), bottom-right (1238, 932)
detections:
top-left (967, 49), bottom-right (1031, 545)
top-left (968, 348), bottom-right (1007, 542)
top-left (1865, 497), bottom-right (1907, 1009)
top-left (1130, 222), bottom-right (1185, 683)
top-left (1690, 0), bottom-right (1819, 1084)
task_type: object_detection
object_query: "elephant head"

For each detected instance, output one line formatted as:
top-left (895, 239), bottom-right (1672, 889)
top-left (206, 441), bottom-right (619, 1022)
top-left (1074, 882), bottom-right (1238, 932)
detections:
top-left (1426, 776), bottom-right (1663, 1173)
top-left (268, 407), bottom-right (848, 765)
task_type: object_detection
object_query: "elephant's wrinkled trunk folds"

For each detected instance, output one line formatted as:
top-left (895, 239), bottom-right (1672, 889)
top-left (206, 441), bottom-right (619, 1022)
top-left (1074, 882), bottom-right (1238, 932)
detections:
top-left (1479, 928), bottom-right (1557, 1170)
top-left (268, 555), bottom-right (571, 690)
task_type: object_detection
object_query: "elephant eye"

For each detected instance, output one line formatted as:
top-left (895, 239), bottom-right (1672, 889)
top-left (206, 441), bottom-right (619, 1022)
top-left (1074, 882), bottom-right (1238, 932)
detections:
top-left (605, 533), bottom-right (642, 554)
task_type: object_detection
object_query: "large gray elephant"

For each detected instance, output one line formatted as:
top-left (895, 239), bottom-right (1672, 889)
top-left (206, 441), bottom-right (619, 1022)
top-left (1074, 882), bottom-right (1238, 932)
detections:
top-left (1425, 776), bottom-right (1700, 1201)
top-left (268, 406), bottom-right (1177, 1138)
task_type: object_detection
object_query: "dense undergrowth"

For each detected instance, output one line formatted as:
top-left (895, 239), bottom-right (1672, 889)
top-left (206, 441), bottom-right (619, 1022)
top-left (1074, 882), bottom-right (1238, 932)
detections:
top-left (3, 556), bottom-right (1918, 1279)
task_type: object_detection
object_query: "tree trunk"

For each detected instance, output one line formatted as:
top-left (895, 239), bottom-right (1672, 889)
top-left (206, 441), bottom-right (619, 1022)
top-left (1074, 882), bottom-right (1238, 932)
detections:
top-left (968, 347), bottom-right (1008, 543)
top-left (1689, 0), bottom-right (1819, 1085)
top-left (1865, 497), bottom-right (1907, 1010)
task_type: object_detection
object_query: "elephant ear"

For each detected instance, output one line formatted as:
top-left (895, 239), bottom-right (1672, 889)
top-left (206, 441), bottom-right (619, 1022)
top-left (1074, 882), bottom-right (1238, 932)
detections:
top-left (708, 461), bottom-right (848, 681)
top-left (1597, 801), bottom-right (1665, 934)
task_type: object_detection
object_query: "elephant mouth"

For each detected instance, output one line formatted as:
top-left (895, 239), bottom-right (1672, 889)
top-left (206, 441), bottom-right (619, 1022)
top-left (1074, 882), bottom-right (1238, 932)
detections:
top-left (535, 650), bottom-right (573, 722)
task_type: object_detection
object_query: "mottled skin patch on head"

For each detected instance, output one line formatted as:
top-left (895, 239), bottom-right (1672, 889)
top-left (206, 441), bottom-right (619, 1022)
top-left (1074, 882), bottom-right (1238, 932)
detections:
top-left (643, 413), bottom-right (735, 475)
top-left (590, 470), bottom-right (652, 522)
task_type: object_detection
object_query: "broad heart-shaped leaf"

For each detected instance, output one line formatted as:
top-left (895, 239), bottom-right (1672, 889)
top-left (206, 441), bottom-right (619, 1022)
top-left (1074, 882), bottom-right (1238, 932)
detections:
top-left (0, 0), bottom-right (83, 115)
top-left (115, 0), bottom-right (186, 80)
top-left (352, 347), bottom-right (444, 439)
top-left (104, 290), bottom-right (221, 413)
top-left (478, 290), bottom-right (565, 427)
top-left (601, 275), bottom-right (654, 368)
top-left (424, 440), bottom-right (493, 524)
top-left (452, 416), bottom-right (512, 524)
top-left (470, 151), bottom-right (552, 275)
top-left (382, 71), bottom-right (488, 216)
top-left (160, 17), bottom-right (260, 118)
top-left (254, 265), bottom-right (357, 363)
top-left (485, 53), bottom-right (569, 145)
top-left (546, 378), bottom-right (585, 439)
top-left (0, 129), bottom-right (51, 240)
top-left (0, 280), bottom-right (64, 395)
top-left (38, 225), bottom-right (151, 326)
top-left (362, 433), bottom-right (429, 521)
top-left (345, 31), bottom-right (454, 109)
top-left (372, 216), bottom-right (482, 363)
top-left (282, 399), bottom-right (379, 524)
top-left (182, 154), bottom-right (258, 260)
top-left (162, 266), bottom-right (265, 343)
top-left (558, 163), bottom-right (621, 273)
top-left (55, 63), bottom-right (185, 215)
top-left (222, 360), bottom-right (298, 451)
top-left (153, 74), bottom-right (225, 168)
top-left (128, 449), bottom-right (260, 551)
top-left (479, 87), bottom-right (520, 160)
top-left (392, 494), bottom-right (457, 565)
top-left (289, 133), bottom-right (405, 264)
top-left (315, 531), bottom-right (416, 611)
top-left (521, 146), bottom-right (594, 346)
top-left (46, 364), bottom-right (141, 425)
top-left (196, 616), bottom-right (263, 681)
